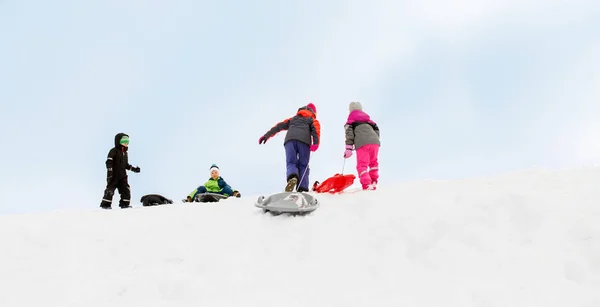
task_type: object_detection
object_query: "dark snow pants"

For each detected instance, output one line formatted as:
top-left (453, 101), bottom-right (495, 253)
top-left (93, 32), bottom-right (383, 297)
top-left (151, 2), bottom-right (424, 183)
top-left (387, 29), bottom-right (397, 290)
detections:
top-left (284, 140), bottom-right (311, 191)
top-left (100, 176), bottom-right (131, 208)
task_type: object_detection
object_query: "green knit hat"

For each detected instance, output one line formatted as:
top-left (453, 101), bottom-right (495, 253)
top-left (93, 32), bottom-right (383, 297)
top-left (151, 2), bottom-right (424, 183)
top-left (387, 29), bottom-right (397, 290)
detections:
top-left (120, 135), bottom-right (130, 145)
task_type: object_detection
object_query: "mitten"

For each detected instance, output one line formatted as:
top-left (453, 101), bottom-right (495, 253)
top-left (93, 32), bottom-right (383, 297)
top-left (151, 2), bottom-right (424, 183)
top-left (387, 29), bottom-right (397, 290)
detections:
top-left (343, 145), bottom-right (353, 158)
top-left (131, 166), bottom-right (141, 173)
top-left (258, 135), bottom-right (267, 144)
top-left (233, 190), bottom-right (241, 198)
top-left (310, 144), bottom-right (319, 152)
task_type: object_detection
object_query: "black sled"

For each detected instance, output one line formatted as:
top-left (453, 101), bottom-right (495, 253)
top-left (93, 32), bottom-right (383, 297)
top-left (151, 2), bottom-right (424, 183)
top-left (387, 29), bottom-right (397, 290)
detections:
top-left (196, 193), bottom-right (228, 203)
top-left (182, 193), bottom-right (230, 203)
top-left (140, 194), bottom-right (174, 206)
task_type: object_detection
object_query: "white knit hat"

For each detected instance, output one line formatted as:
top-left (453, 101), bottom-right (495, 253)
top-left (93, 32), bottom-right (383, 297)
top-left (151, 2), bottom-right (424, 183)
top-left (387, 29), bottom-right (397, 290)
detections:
top-left (349, 101), bottom-right (363, 111)
top-left (209, 164), bottom-right (219, 173)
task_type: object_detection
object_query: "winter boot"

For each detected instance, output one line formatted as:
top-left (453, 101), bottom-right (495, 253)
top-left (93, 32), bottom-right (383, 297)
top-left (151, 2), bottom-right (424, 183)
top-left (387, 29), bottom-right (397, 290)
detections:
top-left (100, 200), bottom-right (112, 209)
top-left (367, 181), bottom-right (378, 190)
top-left (285, 176), bottom-right (298, 192)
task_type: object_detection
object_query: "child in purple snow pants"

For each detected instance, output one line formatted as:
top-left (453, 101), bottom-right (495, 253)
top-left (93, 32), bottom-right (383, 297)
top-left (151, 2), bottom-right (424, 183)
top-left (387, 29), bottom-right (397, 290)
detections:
top-left (343, 101), bottom-right (381, 190)
top-left (259, 103), bottom-right (321, 192)
top-left (284, 140), bottom-right (312, 191)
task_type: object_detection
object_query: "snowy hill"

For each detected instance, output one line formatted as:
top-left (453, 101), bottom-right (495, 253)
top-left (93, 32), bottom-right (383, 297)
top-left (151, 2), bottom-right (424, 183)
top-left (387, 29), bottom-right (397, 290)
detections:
top-left (0, 168), bottom-right (599, 307)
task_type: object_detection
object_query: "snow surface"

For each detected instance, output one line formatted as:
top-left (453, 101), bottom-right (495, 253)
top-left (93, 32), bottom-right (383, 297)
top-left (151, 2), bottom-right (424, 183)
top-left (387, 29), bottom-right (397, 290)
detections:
top-left (0, 167), bottom-right (599, 307)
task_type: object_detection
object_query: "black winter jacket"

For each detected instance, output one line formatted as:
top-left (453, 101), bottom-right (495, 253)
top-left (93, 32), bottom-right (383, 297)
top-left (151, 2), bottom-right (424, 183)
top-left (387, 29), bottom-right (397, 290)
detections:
top-left (106, 133), bottom-right (133, 182)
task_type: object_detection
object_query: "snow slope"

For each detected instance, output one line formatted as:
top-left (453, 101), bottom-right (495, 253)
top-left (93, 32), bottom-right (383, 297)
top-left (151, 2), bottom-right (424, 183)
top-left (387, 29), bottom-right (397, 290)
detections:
top-left (0, 167), bottom-right (599, 307)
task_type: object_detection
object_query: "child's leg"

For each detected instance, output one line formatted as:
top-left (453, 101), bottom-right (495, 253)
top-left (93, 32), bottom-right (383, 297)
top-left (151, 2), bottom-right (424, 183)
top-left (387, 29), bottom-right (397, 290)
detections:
top-left (220, 186), bottom-right (234, 196)
top-left (116, 177), bottom-right (131, 208)
top-left (187, 186), bottom-right (208, 201)
top-left (355, 146), bottom-right (372, 189)
top-left (296, 141), bottom-right (311, 191)
top-left (195, 186), bottom-right (208, 196)
top-left (100, 181), bottom-right (118, 208)
top-left (368, 144), bottom-right (380, 184)
top-left (197, 186), bottom-right (208, 194)
top-left (284, 141), bottom-right (299, 180)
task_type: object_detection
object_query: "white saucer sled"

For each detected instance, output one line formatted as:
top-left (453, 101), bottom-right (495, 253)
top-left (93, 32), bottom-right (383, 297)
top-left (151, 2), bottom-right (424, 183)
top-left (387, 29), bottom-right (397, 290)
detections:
top-left (255, 192), bottom-right (319, 215)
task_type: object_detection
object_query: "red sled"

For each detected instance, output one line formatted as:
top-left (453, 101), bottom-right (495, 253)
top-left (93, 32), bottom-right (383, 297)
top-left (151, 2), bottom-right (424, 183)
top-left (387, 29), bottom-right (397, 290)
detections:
top-left (312, 174), bottom-right (356, 194)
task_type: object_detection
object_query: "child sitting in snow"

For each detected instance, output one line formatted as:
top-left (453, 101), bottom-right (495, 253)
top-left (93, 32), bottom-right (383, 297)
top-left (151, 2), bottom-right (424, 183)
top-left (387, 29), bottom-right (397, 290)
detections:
top-left (185, 164), bottom-right (241, 202)
top-left (343, 101), bottom-right (381, 190)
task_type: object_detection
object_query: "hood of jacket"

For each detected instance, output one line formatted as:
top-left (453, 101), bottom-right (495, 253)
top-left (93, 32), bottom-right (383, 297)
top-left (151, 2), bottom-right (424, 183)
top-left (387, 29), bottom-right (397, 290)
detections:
top-left (346, 110), bottom-right (374, 125)
top-left (296, 106), bottom-right (316, 119)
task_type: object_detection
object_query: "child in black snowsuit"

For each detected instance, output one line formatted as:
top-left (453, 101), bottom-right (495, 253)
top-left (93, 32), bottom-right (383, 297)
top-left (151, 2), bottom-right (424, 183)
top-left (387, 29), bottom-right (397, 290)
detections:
top-left (100, 133), bottom-right (141, 209)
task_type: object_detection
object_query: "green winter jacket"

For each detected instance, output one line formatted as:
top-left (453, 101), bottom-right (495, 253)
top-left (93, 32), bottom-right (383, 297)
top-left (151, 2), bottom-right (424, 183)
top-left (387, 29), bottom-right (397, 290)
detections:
top-left (188, 176), bottom-right (235, 199)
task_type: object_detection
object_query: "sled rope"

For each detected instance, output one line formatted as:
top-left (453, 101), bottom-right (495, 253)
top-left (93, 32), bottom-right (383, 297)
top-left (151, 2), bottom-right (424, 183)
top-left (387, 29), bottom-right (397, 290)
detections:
top-left (299, 153), bottom-right (312, 188)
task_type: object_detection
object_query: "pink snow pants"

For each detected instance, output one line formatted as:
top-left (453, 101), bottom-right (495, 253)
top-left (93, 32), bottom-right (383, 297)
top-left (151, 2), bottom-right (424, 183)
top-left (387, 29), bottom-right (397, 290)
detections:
top-left (356, 144), bottom-right (379, 189)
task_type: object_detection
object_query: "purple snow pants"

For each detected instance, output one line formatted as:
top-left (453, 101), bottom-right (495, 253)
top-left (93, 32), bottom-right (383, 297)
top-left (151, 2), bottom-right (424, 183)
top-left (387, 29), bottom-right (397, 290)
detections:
top-left (284, 140), bottom-right (311, 191)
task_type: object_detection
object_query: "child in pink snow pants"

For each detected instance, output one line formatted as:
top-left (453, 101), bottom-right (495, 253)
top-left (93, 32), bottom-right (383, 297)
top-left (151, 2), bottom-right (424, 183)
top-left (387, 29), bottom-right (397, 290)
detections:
top-left (343, 101), bottom-right (381, 190)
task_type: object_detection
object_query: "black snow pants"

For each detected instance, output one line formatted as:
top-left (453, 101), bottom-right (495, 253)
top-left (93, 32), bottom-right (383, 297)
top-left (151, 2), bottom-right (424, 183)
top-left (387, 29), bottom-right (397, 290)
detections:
top-left (100, 177), bottom-right (131, 208)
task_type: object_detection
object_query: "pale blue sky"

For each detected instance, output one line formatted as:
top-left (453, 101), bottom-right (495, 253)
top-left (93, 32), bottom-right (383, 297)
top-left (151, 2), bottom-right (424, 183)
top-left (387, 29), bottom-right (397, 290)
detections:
top-left (1, 0), bottom-right (598, 215)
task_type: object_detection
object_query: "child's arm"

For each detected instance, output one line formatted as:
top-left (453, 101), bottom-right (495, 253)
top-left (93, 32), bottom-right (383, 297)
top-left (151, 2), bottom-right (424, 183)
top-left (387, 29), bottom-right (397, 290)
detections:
top-left (106, 148), bottom-right (116, 170)
top-left (105, 148), bottom-right (116, 182)
top-left (125, 163), bottom-right (140, 173)
top-left (218, 178), bottom-right (232, 190)
top-left (261, 117), bottom-right (292, 142)
top-left (310, 119), bottom-right (321, 146)
top-left (344, 124), bottom-right (355, 146)
top-left (218, 178), bottom-right (239, 197)
top-left (372, 123), bottom-right (380, 138)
